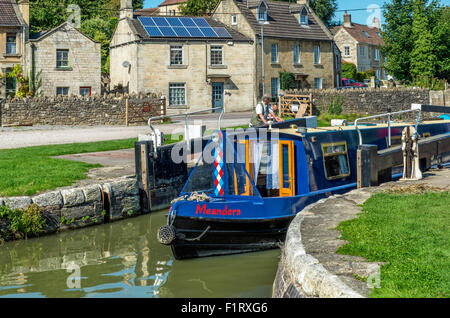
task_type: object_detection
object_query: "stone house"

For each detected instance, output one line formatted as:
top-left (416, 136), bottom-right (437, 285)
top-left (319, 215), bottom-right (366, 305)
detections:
top-left (157, 0), bottom-right (188, 16)
top-left (213, 0), bottom-right (341, 95)
top-left (0, 0), bottom-right (29, 99)
top-left (110, 0), bottom-right (255, 113)
top-left (25, 22), bottom-right (102, 97)
top-left (332, 12), bottom-right (386, 80)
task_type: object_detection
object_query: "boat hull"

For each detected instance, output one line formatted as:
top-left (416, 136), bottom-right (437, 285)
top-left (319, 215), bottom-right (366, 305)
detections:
top-left (170, 215), bottom-right (295, 259)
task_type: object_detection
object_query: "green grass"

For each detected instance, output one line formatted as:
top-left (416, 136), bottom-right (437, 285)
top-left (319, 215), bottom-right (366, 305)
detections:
top-left (0, 138), bottom-right (137, 197)
top-left (336, 192), bottom-right (450, 298)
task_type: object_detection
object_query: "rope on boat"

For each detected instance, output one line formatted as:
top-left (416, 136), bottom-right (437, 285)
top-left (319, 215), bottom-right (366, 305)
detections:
top-left (183, 226), bottom-right (211, 242)
top-left (170, 192), bottom-right (211, 205)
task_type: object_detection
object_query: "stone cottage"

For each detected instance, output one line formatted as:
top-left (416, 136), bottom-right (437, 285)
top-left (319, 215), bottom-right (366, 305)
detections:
top-left (110, 0), bottom-right (255, 113)
top-left (332, 12), bottom-right (386, 80)
top-left (213, 0), bottom-right (342, 94)
top-left (0, 0), bottom-right (29, 99)
top-left (26, 22), bottom-right (102, 97)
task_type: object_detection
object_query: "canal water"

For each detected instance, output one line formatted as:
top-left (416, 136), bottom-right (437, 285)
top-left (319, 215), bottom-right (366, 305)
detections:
top-left (0, 210), bottom-right (280, 298)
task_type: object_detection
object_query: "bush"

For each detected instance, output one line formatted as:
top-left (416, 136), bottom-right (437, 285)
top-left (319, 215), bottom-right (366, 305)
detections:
top-left (279, 72), bottom-right (296, 90)
top-left (412, 75), bottom-right (446, 91)
top-left (0, 204), bottom-right (46, 239)
top-left (342, 62), bottom-right (357, 79)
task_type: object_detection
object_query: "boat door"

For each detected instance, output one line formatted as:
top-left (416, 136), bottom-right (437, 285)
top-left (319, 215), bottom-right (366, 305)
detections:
top-left (279, 140), bottom-right (295, 197)
top-left (212, 82), bottom-right (224, 113)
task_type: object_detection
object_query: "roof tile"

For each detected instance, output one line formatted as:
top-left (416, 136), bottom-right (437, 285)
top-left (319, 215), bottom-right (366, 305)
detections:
top-left (0, 0), bottom-right (21, 26)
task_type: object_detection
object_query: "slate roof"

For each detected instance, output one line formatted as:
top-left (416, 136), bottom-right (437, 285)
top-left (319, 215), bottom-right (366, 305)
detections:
top-left (130, 16), bottom-right (252, 43)
top-left (333, 23), bottom-right (384, 46)
top-left (0, 0), bottom-right (22, 26)
top-left (234, 0), bottom-right (332, 41)
top-left (158, 0), bottom-right (188, 7)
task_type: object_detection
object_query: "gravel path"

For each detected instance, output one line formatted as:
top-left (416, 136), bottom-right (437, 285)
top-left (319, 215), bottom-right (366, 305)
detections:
top-left (0, 112), bottom-right (252, 149)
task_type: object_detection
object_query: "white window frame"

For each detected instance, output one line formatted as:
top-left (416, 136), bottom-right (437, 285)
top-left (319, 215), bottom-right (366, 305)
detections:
top-left (56, 49), bottom-right (69, 68)
top-left (374, 48), bottom-right (380, 61)
top-left (169, 83), bottom-right (186, 106)
top-left (344, 46), bottom-right (350, 57)
top-left (375, 69), bottom-right (381, 80)
top-left (170, 45), bottom-right (183, 65)
top-left (271, 77), bottom-right (279, 101)
top-left (300, 7), bottom-right (308, 25)
top-left (257, 2), bottom-right (268, 21)
top-left (210, 45), bottom-right (223, 66)
top-left (359, 45), bottom-right (365, 56)
top-left (231, 14), bottom-right (237, 25)
top-left (6, 34), bottom-right (17, 54)
top-left (314, 77), bottom-right (322, 89)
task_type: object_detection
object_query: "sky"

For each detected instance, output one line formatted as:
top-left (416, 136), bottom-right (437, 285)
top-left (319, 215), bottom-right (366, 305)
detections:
top-left (143, 0), bottom-right (450, 26)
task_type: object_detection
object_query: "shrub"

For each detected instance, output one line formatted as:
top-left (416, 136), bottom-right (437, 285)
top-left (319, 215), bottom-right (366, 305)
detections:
top-left (342, 62), bottom-right (357, 79)
top-left (0, 204), bottom-right (46, 239)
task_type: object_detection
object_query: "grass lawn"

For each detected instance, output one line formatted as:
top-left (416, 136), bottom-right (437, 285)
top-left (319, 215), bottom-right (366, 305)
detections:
top-left (336, 191), bottom-right (450, 298)
top-left (0, 138), bottom-right (137, 197)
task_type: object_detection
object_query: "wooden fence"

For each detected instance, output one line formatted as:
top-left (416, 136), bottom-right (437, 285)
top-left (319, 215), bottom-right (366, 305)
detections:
top-left (279, 93), bottom-right (313, 118)
top-left (126, 97), bottom-right (166, 126)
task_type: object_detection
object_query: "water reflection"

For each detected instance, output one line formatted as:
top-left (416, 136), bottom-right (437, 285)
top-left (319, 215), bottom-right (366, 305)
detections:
top-left (0, 210), bottom-right (279, 298)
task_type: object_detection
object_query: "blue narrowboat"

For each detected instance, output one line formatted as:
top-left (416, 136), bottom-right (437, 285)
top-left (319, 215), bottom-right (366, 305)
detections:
top-left (158, 116), bottom-right (450, 259)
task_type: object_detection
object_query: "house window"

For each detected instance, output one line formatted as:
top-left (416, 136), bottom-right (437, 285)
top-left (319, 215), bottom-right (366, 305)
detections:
top-left (170, 45), bottom-right (183, 65)
top-left (271, 78), bottom-right (279, 101)
top-left (271, 44), bottom-right (278, 63)
top-left (5, 68), bottom-right (16, 96)
top-left (359, 46), bottom-right (365, 56)
top-left (210, 45), bottom-right (223, 65)
top-left (375, 69), bottom-right (381, 80)
top-left (314, 77), bottom-right (322, 89)
top-left (6, 34), bottom-right (17, 54)
top-left (344, 46), bottom-right (350, 56)
top-left (56, 49), bottom-right (69, 68)
top-left (300, 7), bottom-right (308, 25)
top-left (169, 83), bottom-right (186, 105)
top-left (257, 1), bottom-right (268, 21)
top-left (321, 142), bottom-right (350, 180)
top-left (314, 45), bottom-right (320, 64)
top-left (56, 87), bottom-right (69, 96)
top-left (80, 87), bottom-right (91, 96)
top-left (293, 45), bottom-right (300, 64)
top-left (374, 48), bottom-right (380, 61)
top-left (231, 14), bottom-right (237, 25)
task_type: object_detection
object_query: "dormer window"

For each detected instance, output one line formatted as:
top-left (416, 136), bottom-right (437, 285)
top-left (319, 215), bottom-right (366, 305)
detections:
top-left (257, 0), bottom-right (268, 21)
top-left (362, 31), bottom-right (371, 38)
top-left (300, 7), bottom-right (308, 25)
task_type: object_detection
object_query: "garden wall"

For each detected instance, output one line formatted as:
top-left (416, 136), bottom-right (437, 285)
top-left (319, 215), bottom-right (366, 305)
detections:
top-left (284, 87), bottom-right (432, 115)
top-left (0, 93), bottom-right (164, 127)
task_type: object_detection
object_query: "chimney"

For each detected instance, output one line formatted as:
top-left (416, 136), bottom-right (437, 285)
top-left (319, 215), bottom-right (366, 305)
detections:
top-left (343, 11), bottom-right (352, 28)
top-left (373, 17), bottom-right (380, 29)
top-left (18, 0), bottom-right (29, 26)
top-left (120, 0), bottom-right (133, 19)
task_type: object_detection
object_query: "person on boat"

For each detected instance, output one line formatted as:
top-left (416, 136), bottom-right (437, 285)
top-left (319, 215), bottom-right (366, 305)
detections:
top-left (250, 94), bottom-right (284, 127)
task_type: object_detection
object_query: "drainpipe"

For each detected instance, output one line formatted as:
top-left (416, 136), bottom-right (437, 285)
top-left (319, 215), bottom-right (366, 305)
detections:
top-left (22, 25), bottom-right (26, 75)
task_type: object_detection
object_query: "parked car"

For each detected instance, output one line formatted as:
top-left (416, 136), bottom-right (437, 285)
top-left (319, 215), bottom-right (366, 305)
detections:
top-left (352, 82), bottom-right (368, 88)
top-left (363, 79), bottom-right (381, 87)
top-left (342, 78), bottom-right (355, 87)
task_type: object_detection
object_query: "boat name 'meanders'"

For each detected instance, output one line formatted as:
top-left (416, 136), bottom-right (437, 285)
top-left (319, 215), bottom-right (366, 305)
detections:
top-left (196, 204), bottom-right (242, 216)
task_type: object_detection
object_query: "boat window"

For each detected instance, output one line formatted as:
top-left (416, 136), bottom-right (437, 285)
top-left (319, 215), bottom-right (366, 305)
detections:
top-left (321, 142), bottom-right (350, 180)
top-left (282, 144), bottom-right (290, 188)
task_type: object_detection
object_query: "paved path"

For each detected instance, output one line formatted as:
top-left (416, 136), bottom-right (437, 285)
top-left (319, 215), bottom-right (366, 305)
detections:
top-left (0, 111), bottom-right (252, 150)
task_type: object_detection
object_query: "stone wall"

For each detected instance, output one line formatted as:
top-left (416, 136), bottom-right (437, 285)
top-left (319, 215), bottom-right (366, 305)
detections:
top-left (0, 177), bottom-right (141, 242)
top-left (284, 87), bottom-right (431, 115)
top-left (0, 93), bottom-right (164, 127)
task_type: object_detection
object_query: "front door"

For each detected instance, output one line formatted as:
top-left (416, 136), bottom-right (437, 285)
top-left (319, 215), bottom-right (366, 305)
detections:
top-left (279, 140), bottom-right (295, 197)
top-left (212, 82), bottom-right (224, 113)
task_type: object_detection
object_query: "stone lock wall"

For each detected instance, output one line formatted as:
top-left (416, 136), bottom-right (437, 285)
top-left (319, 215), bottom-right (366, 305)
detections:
top-left (0, 93), bottom-right (164, 127)
top-left (284, 87), bottom-right (431, 115)
top-left (0, 177), bottom-right (141, 241)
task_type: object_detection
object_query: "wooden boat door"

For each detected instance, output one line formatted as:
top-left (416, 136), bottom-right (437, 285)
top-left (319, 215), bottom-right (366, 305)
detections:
top-left (279, 140), bottom-right (295, 197)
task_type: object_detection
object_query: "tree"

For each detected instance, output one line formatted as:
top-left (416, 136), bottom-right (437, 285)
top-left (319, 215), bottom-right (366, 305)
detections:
top-left (430, 6), bottom-right (450, 82)
top-left (341, 62), bottom-right (357, 79)
top-left (409, 0), bottom-right (437, 79)
top-left (179, 0), bottom-right (220, 16)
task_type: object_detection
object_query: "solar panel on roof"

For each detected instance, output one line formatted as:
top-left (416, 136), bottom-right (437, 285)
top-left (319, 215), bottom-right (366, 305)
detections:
top-left (186, 27), bottom-right (204, 37)
top-left (159, 26), bottom-right (177, 37)
top-left (144, 26), bottom-right (163, 37)
top-left (138, 16), bottom-right (156, 26)
top-left (153, 17), bottom-right (170, 27)
top-left (166, 17), bottom-right (183, 27)
top-left (193, 18), bottom-right (210, 27)
top-left (199, 27), bottom-right (218, 38)
top-left (172, 27), bottom-right (191, 37)
top-left (179, 17), bottom-right (196, 27)
top-left (213, 27), bottom-right (232, 38)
